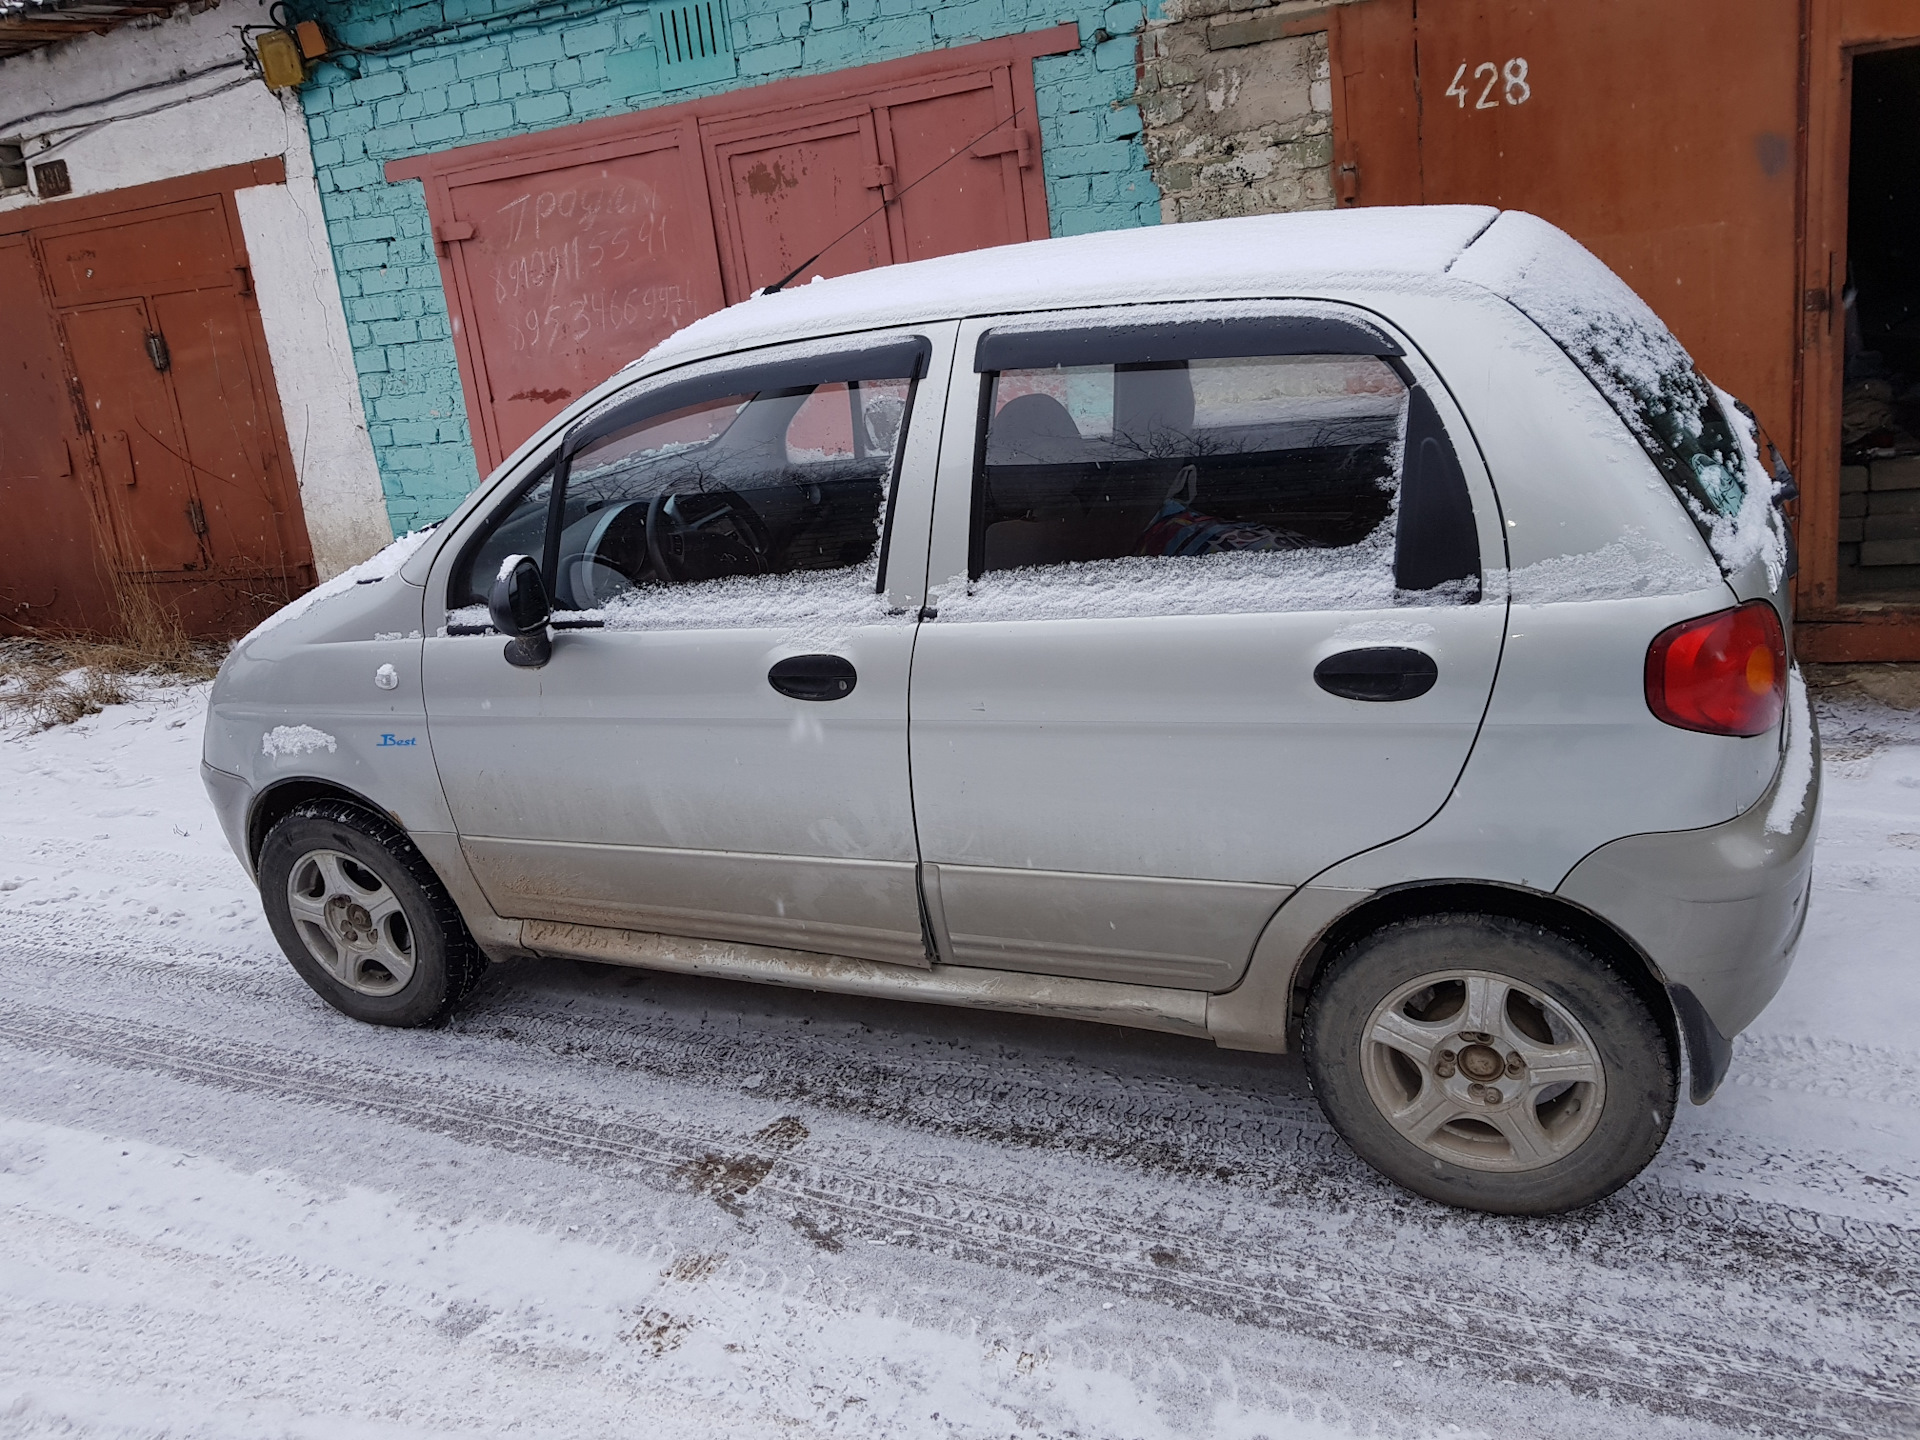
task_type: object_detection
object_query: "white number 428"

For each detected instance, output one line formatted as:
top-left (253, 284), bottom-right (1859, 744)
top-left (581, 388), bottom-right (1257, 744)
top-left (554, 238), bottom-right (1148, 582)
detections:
top-left (1447, 58), bottom-right (1531, 109)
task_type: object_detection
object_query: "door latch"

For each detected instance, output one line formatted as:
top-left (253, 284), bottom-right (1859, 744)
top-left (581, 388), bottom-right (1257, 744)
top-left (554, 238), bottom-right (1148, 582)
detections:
top-left (144, 330), bottom-right (170, 372)
top-left (186, 497), bottom-right (208, 537)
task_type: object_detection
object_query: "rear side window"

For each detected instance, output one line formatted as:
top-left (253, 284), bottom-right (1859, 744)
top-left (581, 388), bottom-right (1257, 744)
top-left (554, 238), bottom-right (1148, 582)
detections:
top-left (977, 355), bottom-right (1404, 572)
top-left (1449, 212), bottom-right (1765, 558)
top-left (956, 336), bottom-right (1479, 619)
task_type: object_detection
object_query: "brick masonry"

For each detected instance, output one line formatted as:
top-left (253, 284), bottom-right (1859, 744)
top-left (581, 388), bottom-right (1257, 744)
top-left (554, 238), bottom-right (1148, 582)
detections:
top-left (1132, 0), bottom-right (1351, 224)
top-left (296, 0), bottom-right (1174, 530)
top-left (1838, 456), bottom-right (1920, 595)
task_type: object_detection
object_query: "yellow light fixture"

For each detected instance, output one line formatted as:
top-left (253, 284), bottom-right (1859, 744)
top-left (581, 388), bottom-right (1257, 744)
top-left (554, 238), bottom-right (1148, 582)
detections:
top-left (255, 28), bottom-right (306, 89)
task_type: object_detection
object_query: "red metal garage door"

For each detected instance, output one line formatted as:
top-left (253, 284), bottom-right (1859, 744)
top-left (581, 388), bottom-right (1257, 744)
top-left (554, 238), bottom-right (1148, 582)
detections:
top-left (432, 120), bottom-right (726, 467)
top-left (392, 27), bottom-right (1074, 473)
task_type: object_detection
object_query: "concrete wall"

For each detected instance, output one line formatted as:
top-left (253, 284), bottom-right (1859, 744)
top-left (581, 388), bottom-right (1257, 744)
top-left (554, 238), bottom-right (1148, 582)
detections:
top-left (0, 0), bottom-right (390, 577)
top-left (298, 0), bottom-right (1168, 532)
top-left (1134, 0), bottom-right (1351, 224)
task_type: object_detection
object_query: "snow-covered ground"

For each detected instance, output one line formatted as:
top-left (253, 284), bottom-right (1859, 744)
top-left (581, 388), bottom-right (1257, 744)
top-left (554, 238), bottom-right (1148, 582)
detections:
top-left (0, 672), bottom-right (1916, 1439)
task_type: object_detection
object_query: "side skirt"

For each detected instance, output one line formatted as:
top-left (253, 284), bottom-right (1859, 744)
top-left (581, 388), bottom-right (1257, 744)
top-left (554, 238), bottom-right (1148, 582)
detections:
top-left (521, 919), bottom-right (1211, 1039)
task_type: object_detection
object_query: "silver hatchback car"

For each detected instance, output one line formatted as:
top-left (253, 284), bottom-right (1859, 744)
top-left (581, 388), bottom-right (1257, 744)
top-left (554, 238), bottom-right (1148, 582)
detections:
top-left (204, 206), bottom-right (1817, 1215)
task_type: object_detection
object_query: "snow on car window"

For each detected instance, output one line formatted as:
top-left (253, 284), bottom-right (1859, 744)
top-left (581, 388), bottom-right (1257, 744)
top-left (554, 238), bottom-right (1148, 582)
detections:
top-left (1452, 212), bottom-right (1783, 583)
top-left (934, 523), bottom-right (1475, 625)
top-left (962, 350), bottom-right (1461, 616)
top-left (449, 370), bottom-right (918, 635)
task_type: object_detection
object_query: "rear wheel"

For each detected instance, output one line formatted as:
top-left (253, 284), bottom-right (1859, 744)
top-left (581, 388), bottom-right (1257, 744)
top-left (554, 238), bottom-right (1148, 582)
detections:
top-left (1304, 913), bottom-right (1675, 1215)
top-left (258, 801), bottom-right (484, 1026)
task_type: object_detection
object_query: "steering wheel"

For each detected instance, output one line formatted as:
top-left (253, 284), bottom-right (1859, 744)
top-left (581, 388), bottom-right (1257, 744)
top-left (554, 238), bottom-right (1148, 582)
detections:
top-left (645, 487), bottom-right (774, 583)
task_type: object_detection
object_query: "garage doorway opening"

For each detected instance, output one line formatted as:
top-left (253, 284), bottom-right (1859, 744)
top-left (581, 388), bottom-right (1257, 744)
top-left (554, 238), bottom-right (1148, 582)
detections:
top-left (1839, 44), bottom-right (1920, 602)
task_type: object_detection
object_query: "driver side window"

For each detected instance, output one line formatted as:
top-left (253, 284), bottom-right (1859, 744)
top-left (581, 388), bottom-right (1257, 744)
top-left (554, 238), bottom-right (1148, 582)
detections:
top-left (451, 365), bottom-right (916, 625)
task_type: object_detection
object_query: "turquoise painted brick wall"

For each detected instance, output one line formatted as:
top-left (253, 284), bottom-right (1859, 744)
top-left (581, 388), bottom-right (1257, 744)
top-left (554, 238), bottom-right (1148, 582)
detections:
top-left (299, 0), bottom-right (1164, 532)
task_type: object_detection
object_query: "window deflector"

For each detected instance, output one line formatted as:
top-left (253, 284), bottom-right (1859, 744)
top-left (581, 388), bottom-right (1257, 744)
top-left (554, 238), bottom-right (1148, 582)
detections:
top-left (974, 314), bottom-right (1403, 372)
top-left (563, 336), bottom-right (931, 455)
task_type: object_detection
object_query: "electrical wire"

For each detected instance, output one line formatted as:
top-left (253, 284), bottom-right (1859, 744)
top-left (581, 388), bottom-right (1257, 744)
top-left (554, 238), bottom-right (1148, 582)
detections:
top-left (320, 0), bottom-right (657, 61)
top-left (762, 107), bottom-right (1024, 294)
top-left (0, 58), bottom-right (246, 135)
top-left (24, 73), bottom-right (256, 154)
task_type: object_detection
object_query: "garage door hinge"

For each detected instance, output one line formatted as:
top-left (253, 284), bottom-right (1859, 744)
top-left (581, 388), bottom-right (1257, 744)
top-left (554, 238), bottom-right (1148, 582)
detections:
top-left (435, 220), bottom-right (476, 256)
top-left (969, 128), bottom-right (1035, 167)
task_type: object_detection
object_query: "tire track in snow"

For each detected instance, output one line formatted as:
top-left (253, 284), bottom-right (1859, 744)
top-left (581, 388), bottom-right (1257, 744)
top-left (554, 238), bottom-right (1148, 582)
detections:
top-left (6, 929), bottom-right (1917, 1208)
top-left (0, 997), bottom-right (1915, 1439)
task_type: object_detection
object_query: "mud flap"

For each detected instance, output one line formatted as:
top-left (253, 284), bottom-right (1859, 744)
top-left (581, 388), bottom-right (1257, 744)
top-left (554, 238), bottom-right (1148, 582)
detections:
top-left (1668, 982), bottom-right (1735, 1104)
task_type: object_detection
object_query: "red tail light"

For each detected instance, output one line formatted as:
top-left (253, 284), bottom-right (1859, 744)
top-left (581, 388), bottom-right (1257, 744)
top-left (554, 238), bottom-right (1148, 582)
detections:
top-left (1645, 601), bottom-right (1787, 736)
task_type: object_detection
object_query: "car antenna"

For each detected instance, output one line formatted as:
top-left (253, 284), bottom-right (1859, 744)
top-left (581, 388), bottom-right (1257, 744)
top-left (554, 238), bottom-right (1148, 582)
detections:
top-left (758, 107), bottom-right (1025, 296)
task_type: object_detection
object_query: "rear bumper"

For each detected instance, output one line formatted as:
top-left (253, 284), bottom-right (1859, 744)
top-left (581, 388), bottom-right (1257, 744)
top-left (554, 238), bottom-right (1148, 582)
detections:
top-left (1557, 674), bottom-right (1820, 1101)
top-left (201, 760), bottom-right (255, 881)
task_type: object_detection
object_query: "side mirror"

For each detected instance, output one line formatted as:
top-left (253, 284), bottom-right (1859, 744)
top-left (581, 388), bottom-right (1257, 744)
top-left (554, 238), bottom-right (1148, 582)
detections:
top-left (488, 553), bottom-right (552, 668)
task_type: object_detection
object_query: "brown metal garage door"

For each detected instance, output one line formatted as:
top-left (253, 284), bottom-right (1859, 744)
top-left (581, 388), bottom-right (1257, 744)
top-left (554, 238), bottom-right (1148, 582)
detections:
top-left (1331, 0), bottom-right (1802, 462)
top-left (0, 160), bottom-right (315, 637)
top-left (0, 236), bottom-right (113, 634)
top-left (391, 27), bottom-right (1075, 473)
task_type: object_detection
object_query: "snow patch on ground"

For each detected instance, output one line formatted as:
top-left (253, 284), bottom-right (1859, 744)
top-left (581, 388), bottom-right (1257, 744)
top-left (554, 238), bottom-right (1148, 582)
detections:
top-left (1, 672), bottom-right (1917, 1438)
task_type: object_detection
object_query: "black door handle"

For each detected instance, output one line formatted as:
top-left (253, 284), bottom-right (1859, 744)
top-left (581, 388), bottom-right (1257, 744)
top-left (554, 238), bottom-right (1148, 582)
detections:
top-left (1314, 647), bottom-right (1438, 702)
top-left (768, 653), bottom-right (857, 701)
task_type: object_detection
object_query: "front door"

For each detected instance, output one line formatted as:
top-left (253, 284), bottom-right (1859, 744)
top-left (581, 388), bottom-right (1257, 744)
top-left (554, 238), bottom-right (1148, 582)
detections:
top-left (423, 329), bottom-right (950, 965)
top-left (908, 307), bottom-right (1507, 991)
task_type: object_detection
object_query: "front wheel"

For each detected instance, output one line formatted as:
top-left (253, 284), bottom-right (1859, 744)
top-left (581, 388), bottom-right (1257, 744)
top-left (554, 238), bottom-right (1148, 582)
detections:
top-left (1303, 913), bottom-right (1676, 1215)
top-left (258, 800), bottom-right (484, 1026)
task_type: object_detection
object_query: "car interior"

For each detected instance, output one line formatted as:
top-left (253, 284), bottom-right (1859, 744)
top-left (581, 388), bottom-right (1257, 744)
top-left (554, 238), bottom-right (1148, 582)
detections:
top-left (453, 379), bottom-right (909, 611)
top-left (974, 355), bottom-right (1407, 576)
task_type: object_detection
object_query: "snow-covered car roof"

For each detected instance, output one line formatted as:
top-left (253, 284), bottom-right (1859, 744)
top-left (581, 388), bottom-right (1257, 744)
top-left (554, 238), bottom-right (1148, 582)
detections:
top-left (641, 205), bottom-right (1505, 370)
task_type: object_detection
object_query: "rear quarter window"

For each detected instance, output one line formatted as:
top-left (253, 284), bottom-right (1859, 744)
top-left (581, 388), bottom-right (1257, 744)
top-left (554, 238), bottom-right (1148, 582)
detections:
top-left (1451, 212), bottom-right (1783, 583)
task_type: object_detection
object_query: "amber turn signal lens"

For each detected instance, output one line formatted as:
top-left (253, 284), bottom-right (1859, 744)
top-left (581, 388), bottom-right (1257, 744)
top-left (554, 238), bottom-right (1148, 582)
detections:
top-left (1645, 601), bottom-right (1788, 737)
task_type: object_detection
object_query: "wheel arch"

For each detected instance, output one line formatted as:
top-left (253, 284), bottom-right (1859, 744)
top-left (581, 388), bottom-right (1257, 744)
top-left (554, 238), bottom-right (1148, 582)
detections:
top-left (247, 777), bottom-right (405, 870)
top-left (1286, 881), bottom-right (1685, 1083)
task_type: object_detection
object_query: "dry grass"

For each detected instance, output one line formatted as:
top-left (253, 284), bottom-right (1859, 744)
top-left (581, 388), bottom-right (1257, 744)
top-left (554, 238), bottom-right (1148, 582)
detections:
top-left (0, 586), bottom-right (225, 731)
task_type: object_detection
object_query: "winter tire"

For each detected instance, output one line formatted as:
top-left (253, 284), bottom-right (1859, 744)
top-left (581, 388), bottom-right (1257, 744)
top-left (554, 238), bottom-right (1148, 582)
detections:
top-left (258, 800), bottom-right (484, 1027)
top-left (1304, 912), bottom-right (1676, 1215)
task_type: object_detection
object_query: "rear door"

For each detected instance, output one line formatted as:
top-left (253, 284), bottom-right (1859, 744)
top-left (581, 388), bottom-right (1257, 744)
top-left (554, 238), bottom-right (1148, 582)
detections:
top-left (907, 305), bottom-right (1508, 990)
top-left (422, 327), bottom-right (951, 966)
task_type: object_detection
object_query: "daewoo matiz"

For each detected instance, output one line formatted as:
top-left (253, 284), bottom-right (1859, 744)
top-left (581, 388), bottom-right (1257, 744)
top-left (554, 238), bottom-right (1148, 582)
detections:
top-left (204, 207), bottom-right (1817, 1214)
